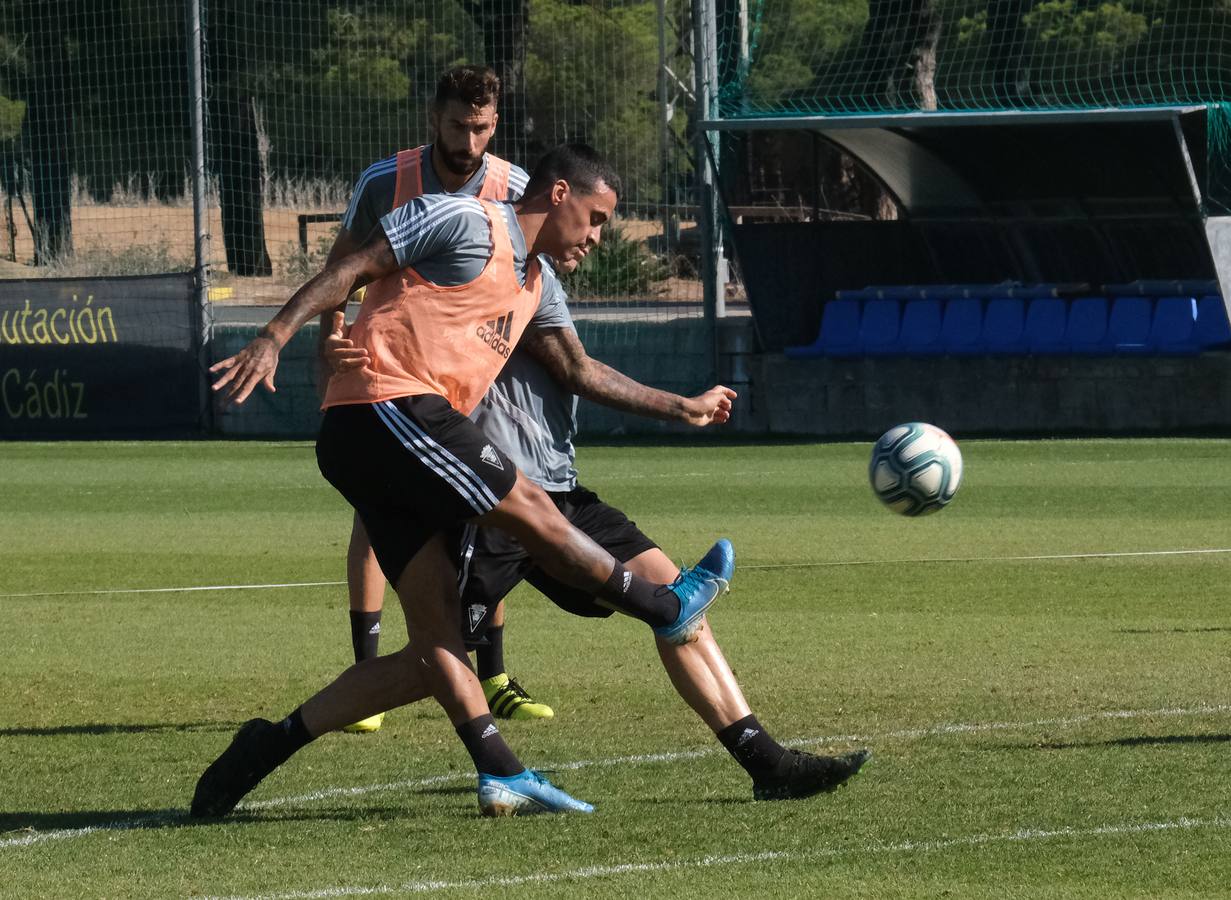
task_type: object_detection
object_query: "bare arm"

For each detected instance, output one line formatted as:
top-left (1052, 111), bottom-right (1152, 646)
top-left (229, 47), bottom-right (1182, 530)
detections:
top-left (313, 225), bottom-right (373, 395)
top-left (317, 224), bottom-right (375, 338)
top-left (210, 238), bottom-right (398, 404)
top-left (520, 326), bottom-right (736, 426)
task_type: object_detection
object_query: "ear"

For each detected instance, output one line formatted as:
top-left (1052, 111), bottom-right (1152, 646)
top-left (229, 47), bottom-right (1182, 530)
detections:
top-left (490, 112), bottom-right (499, 131)
top-left (550, 179), bottom-right (569, 207)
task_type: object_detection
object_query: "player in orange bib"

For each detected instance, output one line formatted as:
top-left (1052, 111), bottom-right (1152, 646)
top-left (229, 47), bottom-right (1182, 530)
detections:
top-left (196, 144), bottom-right (739, 817)
top-left (322, 68), bottom-right (541, 732)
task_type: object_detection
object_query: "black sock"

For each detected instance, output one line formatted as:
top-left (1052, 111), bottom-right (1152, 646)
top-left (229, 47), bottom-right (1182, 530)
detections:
top-left (349, 610), bottom-right (382, 663)
top-left (476, 625), bottom-right (505, 681)
top-left (596, 562), bottom-right (680, 628)
top-left (717, 715), bottom-right (787, 779)
top-left (455, 714), bottom-right (522, 777)
top-left (268, 707), bottom-right (316, 766)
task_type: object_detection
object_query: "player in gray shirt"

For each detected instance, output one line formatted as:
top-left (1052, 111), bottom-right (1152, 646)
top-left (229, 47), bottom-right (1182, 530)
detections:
top-left (323, 230), bottom-right (872, 802)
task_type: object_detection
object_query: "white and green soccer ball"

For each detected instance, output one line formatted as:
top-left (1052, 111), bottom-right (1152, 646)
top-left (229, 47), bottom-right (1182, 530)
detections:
top-left (869, 422), bottom-right (963, 516)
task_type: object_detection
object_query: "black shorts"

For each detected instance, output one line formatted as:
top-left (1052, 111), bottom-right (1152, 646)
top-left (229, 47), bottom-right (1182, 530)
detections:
top-left (456, 485), bottom-right (659, 644)
top-left (316, 396), bottom-right (517, 586)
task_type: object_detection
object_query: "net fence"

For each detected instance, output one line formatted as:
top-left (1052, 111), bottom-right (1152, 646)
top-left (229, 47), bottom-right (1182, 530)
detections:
top-left (0, 0), bottom-right (712, 338)
top-left (717, 0), bottom-right (1231, 117)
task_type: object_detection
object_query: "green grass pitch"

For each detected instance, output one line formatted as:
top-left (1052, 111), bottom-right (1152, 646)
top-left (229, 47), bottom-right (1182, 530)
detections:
top-left (1, 437), bottom-right (1229, 898)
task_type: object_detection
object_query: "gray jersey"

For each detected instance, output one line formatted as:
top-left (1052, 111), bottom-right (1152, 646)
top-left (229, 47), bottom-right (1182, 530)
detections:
top-left (473, 297), bottom-right (580, 491)
top-left (343, 147), bottom-right (528, 242)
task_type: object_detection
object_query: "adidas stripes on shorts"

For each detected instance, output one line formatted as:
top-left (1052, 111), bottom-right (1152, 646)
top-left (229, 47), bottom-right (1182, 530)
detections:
top-left (455, 486), bottom-right (659, 645)
top-left (316, 395), bottom-right (517, 586)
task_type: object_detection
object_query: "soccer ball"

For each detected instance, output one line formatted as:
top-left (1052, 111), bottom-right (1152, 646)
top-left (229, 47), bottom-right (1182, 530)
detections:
top-left (868, 422), bottom-right (963, 516)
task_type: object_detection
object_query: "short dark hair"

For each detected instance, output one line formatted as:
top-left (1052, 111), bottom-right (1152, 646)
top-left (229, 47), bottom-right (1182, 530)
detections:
top-left (433, 65), bottom-right (501, 110)
top-left (523, 143), bottom-right (622, 199)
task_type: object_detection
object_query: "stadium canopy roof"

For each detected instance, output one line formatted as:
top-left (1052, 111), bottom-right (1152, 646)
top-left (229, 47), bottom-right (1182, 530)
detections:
top-left (703, 105), bottom-right (1209, 216)
top-left (700, 105), bottom-right (1206, 133)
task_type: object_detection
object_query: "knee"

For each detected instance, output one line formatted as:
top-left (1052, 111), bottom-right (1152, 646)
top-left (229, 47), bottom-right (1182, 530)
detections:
top-left (504, 477), bottom-right (553, 515)
top-left (489, 478), bottom-right (567, 540)
top-left (389, 649), bottom-right (431, 701)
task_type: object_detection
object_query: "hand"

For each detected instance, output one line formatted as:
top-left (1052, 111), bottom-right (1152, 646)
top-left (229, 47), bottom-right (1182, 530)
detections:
top-left (682, 385), bottom-right (737, 426)
top-left (322, 310), bottom-right (370, 373)
top-left (209, 334), bottom-right (281, 405)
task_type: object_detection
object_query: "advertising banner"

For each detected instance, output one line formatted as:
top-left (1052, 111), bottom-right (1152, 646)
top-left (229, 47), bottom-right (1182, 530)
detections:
top-left (0, 274), bottom-right (203, 438)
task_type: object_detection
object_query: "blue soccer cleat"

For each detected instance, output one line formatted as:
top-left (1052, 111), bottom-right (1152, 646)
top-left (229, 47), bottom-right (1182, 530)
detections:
top-left (654, 538), bottom-right (735, 645)
top-left (477, 769), bottom-right (594, 816)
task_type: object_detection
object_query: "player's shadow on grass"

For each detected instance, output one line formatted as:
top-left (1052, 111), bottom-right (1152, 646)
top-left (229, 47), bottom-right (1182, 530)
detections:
top-left (1011, 733), bottom-right (1231, 751)
top-left (0, 721), bottom-right (239, 738)
top-left (0, 806), bottom-right (405, 835)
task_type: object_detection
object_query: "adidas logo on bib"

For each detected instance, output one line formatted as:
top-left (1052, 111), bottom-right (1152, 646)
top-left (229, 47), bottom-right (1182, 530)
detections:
top-left (476, 310), bottom-right (514, 358)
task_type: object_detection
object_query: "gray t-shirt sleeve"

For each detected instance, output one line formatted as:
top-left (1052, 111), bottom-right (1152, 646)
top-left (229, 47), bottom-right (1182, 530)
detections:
top-left (529, 259), bottom-right (574, 329)
top-left (506, 164), bottom-right (530, 201)
top-left (342, 155), bottom-right (397, 238)
top-left (379, 194), bottom-right (491, 278)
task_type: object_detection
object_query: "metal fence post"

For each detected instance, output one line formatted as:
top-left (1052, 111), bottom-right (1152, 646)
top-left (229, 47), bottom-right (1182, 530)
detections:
top-left (187, 0), bottom-right (213, 433)
top-left (691, 0), bottom-right (726, 383)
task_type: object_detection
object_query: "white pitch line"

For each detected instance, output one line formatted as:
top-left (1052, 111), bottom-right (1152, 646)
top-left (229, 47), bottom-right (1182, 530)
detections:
top-left (0, 812), bottom-right (177, 849)
top-left (202, 815), bottom-right (1231, 900)
top-left (742, 546), bottom-right (1231, 570)
top-left (0, 581), bottom-right (346, 599)
top-left (6, 702), bottom-right (1228, 852)
top-left (4, 546), bottom-right (1229, 599)
top-left (241, 774), bottom-right (466, 811)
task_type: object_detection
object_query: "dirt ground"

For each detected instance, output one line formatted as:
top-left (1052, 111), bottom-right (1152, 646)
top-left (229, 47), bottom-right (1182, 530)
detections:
top-left (0, 204), bottom-right (736, 306)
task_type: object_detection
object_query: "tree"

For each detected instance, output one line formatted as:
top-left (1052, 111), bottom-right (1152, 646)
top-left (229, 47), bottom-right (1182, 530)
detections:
top-left (19, 0), bottom-right (71, 263)
top-left (850, 0), bottom-right (943, 110)
top-left (464, 0), bottom-right (531, 163)
top-left (525, 0), bottom-right (665, 199)
top-left (206, 0), bottom-right (274, 277)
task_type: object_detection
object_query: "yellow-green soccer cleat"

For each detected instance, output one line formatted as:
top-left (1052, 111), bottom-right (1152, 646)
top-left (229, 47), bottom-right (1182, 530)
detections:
top-left (482, 674), bottom-right (554, 720)
top-left (342, 712), bottom-right (385, 734)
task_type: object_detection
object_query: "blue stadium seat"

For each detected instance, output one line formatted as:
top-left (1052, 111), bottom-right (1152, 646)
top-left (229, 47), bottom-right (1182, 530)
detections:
top-left (899, 299), bottom-right (944, 355)
top-left (983, 297), bottom-right (1027, 353)
top-left (1024, 297), bottom-right (1069, 353)
top-left (1195, 296), bottom-right (1231, 349)
top-left (1148, 296), bottom-right (1198, 354)
top-left (1065, 297), bottom-right (1109, 354)
top-left (785, 298), bottom-right (861, 358)
top-left (859, 299), bottom-right (901, 355)
top-left (939, 298), bottom-right (984, 354)
top-left (1105, 296), bottom-right (1153, 353)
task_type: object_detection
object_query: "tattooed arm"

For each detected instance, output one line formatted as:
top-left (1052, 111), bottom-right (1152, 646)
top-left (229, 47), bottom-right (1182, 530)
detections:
top-left (211, 238), bottom-right (397, 404)
top-left (519, 326), bottom-right (736, 426)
